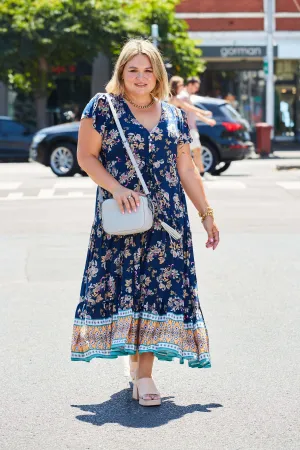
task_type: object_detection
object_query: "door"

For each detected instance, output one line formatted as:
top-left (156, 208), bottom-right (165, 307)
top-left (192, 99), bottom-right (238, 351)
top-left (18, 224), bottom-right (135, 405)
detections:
top-left (274, 85), bottom-right (296, 141)
top-left (0, 119), bottom-right (32, 159)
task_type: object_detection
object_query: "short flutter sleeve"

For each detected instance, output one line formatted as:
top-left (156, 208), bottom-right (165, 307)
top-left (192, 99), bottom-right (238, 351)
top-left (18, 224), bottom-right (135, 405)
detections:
top-left (177, 109), bottom-right (193, 146)
top-left (81, 93), bottom-right (110, 137)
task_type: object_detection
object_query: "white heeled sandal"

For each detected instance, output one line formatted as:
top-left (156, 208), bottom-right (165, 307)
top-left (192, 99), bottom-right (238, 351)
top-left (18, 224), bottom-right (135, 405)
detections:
top-left (132, 377), bottom-right (161, 407)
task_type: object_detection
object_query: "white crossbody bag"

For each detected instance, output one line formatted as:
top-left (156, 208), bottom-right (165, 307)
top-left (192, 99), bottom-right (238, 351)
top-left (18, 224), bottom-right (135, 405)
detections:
top-left (101, 94), bottom-right (181, 241)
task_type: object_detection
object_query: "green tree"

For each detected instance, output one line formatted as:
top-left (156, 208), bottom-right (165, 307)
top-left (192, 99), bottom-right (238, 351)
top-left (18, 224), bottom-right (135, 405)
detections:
top-left (0, 0), bottom-right (135, 128)
top-left (0, 0), bottom-right (203, 129)
top-left (125, 0), bottom-right (204, 78)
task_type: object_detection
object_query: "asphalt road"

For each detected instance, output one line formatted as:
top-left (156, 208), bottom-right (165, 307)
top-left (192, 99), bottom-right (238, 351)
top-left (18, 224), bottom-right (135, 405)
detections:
top-left (1, 153), bottom-right (300, 450)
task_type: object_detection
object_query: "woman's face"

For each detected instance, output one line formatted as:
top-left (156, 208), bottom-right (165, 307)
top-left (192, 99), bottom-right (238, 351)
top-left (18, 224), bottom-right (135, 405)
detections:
top-left (122, 54), bottom-right (157, 97)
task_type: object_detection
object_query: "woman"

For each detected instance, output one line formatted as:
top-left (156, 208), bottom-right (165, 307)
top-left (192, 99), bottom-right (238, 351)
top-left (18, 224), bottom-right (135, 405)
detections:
top-left (169, 76), bottom-right (216, 178)
top-left (169, 76), bottom-right (213, 125)
top-left (70, 39), bottom-right (220, 407)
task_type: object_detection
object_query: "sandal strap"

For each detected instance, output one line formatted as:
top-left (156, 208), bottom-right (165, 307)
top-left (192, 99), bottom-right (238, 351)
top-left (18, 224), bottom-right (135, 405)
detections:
top-left (137, 377), bottom-right (160, 397)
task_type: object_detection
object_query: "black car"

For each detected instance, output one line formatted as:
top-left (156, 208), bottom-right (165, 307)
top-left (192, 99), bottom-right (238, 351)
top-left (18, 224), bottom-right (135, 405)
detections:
top-left (29, 122), bottom-right (81, 176)
top-left (0, 116), bottom-right (35, 161)
top-left (30, 98), bottom-right (254, 177)
top-left (191, 95), bottom-right (254, 174)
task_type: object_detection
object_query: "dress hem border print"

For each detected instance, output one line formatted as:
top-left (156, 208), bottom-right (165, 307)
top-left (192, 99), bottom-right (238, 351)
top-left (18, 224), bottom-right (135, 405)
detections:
top-left (71, 309), bottom-right (211, 368)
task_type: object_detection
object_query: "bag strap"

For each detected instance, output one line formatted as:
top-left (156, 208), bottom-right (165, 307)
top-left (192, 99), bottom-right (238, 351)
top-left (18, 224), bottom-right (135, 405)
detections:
top-left (105, 93), bottom-right (150, 196)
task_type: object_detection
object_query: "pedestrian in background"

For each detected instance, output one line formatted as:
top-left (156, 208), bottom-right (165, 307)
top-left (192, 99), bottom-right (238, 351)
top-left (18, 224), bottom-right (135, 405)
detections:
top-left (169, 76), bottom-right (216, 180)
top-left (71, 39), bottom-right (219, 407)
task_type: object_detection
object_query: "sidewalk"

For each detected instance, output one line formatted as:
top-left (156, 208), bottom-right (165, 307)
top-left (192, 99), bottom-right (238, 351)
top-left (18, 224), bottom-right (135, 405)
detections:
top-left (247, 150), bottom-right (300, 170)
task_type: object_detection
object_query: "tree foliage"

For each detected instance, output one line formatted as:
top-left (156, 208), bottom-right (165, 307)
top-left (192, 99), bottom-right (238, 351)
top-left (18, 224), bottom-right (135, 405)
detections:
top-left (0, 0), bottom-right (134, 90)
top-left (0, 0), bottom-right (204, 126)
top-left (124, 0), bottom-right (204, 78)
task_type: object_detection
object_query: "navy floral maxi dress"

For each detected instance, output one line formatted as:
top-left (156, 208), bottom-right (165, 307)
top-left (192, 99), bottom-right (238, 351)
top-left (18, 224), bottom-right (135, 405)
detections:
top-left (70, 93), bottom-right (211, 368)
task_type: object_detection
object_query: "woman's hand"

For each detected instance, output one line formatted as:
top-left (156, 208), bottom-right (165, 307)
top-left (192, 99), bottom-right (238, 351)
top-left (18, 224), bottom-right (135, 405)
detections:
top-left (196, 113), bottom-right (216, 127)
top-left (201, 110), bottom-right (213, 117)
top-left (202, 216), bottom-right (220, 250)
top-left (206, 118), bottom-right (217, 127)
top-left (111, 186), bottom-right (145, 214)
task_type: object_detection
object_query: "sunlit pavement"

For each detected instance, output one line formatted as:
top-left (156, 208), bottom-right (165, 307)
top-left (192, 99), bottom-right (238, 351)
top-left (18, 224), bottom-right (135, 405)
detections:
top-left (1, 155), bottom-right (299, 450)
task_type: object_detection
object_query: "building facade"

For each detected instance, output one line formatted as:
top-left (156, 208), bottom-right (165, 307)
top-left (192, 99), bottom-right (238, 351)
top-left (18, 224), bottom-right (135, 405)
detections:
top-left (176, 0), bottom-right (300, 144)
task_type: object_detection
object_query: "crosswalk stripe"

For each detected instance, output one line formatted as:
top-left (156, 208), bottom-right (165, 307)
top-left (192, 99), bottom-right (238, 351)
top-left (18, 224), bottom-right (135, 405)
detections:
top-left (67, 191), bottom-right (84, 198)
top-left (1, 179), bottom-right (300, 202)
top-left (0, 182), bottom-right (22, 190)
top-left (37, 189), bottom-right (55, 198)
top-left (204, 181), bottom-right (246, 189)
top-left (276, 181), bottom-right (300, 190)
top-left (6, 192), bottom-right (24, 200)
top-left (0, 164), bottom-right (49, 174)
top-left (0, 193), bottom-right (95, 201)
top-left (54, 179), bottom-right (96, 189)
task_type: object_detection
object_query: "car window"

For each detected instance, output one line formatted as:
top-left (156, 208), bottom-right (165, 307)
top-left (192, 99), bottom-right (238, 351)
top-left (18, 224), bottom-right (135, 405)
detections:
top-left (220, 104), bottom-right (243, 121)
top-left (1, 120), bottom-right (26, 135)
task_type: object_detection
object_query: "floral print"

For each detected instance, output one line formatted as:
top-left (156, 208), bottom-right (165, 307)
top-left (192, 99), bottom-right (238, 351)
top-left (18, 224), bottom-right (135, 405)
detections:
top-left (70, 93), bottom-right (211, 368)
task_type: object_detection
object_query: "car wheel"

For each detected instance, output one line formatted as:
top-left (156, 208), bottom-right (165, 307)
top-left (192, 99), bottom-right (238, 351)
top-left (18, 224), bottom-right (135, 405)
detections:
top-left (201, 142), bottom-right (219, 173)
top-left (49, 143), bottom-right (79, 177)
top-left (211, 162), bottom-right (232, 176)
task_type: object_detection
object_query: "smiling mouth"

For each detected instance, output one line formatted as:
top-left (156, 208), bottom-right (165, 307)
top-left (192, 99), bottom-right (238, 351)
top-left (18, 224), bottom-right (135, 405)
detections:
top-left (135, 84), bottom-right (147, 87)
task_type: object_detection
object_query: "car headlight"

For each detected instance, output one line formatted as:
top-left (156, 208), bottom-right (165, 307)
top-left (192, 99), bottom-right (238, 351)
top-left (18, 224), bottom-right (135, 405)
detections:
top-left (32, 133), bottom-right (47, 144)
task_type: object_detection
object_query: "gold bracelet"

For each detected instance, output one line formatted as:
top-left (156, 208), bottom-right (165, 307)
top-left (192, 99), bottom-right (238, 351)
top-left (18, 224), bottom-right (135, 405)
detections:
top-left (198, 206), bottom-right (214, 223)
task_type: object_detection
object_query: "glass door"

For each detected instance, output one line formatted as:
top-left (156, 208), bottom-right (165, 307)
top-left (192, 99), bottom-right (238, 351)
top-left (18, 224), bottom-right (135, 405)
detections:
top-left (274, 85), bottom-right (296, 141)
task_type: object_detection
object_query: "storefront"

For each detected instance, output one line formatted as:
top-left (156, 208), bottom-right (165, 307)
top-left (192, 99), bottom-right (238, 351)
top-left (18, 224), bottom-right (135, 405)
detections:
top-left (0, 52), bottom-right (110, 128)
top-left (199, 45), bottom-right (300, 144)
top-left (274, 60), bottom-right (300, 142)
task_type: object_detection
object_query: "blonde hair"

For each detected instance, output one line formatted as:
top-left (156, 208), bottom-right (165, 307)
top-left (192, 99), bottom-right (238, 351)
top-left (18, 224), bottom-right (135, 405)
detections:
top-left (106, 39), bottom-right (170, 100)
top-left (169, 76), bottom-right (184, 97)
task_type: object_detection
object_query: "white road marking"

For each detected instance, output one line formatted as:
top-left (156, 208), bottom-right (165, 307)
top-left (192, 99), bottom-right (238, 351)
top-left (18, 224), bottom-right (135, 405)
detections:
top-left (0, 163), bottom-right (49, 174)
top-left (204, 181), bottom-right (246, 189)
top-left (0, 193), bottom-right (95, 201)
top-left (38, 189), bottom-right (55, 198)
top-left (67, 191), bottom-right (84, 198)
top-left (276, 181), bottom-right (300, 190)
top-left (0, 182), bottom-right (22, 190)
top-left (54, 179), bottom-right (96, 189)
top-left (7, 192), bottom-right (24, 200)
top-left (1, 180), bottom-right (300, 202)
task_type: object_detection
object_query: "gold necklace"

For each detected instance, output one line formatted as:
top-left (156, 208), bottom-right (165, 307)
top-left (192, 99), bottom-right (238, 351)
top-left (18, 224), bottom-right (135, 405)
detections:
top-left (124, 95), bottom-right (155, 109)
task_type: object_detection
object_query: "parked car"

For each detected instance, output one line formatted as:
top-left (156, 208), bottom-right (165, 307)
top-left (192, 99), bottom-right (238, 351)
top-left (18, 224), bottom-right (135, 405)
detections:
top-left (30, 97), bottom-right (254, 177)
top-left (191, 95), bottom-right (254, 174)
top-left (29, 122), bottom-right (81, 176)
top-left (0, 116), bottom-right (35, 161)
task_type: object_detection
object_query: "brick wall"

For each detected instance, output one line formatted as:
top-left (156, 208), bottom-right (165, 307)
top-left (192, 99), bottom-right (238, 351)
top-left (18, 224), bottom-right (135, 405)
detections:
top-left (176, 0), bottom-right (264, 13)
top-left (186, 18), bottom-right (264, 32)
top-left (177, 0), bottom-right (300, 32)
top-left (277, 18), bottom-right (300, 30)
top-left (276, 0), bottom-right (300, 12)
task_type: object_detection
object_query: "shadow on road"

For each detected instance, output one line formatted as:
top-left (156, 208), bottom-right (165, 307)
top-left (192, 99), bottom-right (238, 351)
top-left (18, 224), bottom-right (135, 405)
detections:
top-left (71, 386), bottom-right (223, 428)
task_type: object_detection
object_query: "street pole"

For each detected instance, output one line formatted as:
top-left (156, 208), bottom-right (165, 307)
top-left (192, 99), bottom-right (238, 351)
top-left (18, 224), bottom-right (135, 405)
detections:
top-left (265, 0), bottom-right (275, 134)
top-left (151, 24), bottom-right (159, 48)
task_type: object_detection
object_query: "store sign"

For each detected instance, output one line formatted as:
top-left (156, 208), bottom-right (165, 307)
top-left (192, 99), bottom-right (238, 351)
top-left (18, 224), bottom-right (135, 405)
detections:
top-left (200, 46), bottom-right (278, 58)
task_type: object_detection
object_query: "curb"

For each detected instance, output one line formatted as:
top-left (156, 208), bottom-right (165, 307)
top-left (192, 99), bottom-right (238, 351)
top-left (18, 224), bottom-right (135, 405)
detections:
top-left (276, 165), bottom-right (300, 170)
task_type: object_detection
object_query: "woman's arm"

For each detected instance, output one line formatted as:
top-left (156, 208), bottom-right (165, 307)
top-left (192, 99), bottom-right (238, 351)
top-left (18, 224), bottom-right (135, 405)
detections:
top-left (77, 118), bottom-right (142, 214)
top-left (173, 97), bottom-right (210, 116)
top-left (176, 143), bottom-right (220, 250)
top-left (176, 142), bottom-right (210, 215)
top-left (77, 118), bottom-right (120, 194)
top-left (174, 98), bottom-right (215, 126)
